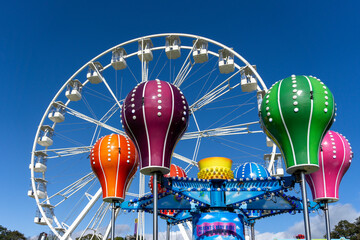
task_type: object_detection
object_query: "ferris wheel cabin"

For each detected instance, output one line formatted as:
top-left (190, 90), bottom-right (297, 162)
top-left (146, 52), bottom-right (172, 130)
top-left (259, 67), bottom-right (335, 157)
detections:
top-left (241, 65), bottom-right (258, 92)
top-left (218, 48), bottom-right (235, 74)
top-left (87, 62), bottom-right (103, 84)
top-left (111, 47), bottom-right (127, 70)
top-left (65, 79), bottom-right (82, 101)
top-left (264, 153), bottom-right (284, 177)
top-left (37, 125), bottom-right (54, 147)
top-left (137, 38), bottom-right (153, 62)
top-left (48, 101), bottom-right (65, 123)
top-left (34, 204), bottom-right (54, 225)
top-left (28, 178), bottom-right (47, 199)
top-left (30, 151), bottom-right (48, 173)
top-left (165, 35), bottom-right (181, 59)
top-left (192, 39), bottom-right (208, 63)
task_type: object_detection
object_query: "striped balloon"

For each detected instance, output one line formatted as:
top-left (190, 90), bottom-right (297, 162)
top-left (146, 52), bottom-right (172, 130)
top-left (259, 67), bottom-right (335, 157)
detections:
top-left (91, 134), bottom-right (139, 202)
top-left (121, 79), bottom-right (189, 175)
top-left (306, 131), bottom-right (353, 202)
top-left (260, 75), bottom-right (336, 174)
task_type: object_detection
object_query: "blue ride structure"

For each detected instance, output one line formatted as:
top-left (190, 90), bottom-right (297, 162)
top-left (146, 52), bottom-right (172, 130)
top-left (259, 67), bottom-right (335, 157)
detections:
top-left (118, 160), bottom-right (321, 240)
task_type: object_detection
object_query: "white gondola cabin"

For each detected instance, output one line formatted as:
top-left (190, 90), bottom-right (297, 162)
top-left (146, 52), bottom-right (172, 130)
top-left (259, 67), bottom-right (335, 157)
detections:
top-left (241, 65), bottom-right (258, 92)
top-left (165, 36), bottom-right (181, 59)
top-left (137, 38), bottom-right (153, 62)
top-left (264, 153), bottom-right (283, 177)
top-left (276, 159), bottom-right (284, 176)
top-left (48, 101), bottom-right (65, 123)
top-left (65, 79), bottom-right (82, 101)
top-left (87, 62), bottom-right (103, 84)
top-left (218, 49), bottom-right (235, 74)
top-left (111, 47), bottom-right (127, 70)
top-left (28, 178), bottom-right (47, 199)
top-left (30, 151), bottom-right (48, 173)
top-left (34, 205), bottom-right (54, 225)
top-left (37, 125), bottom-right (54, 147)
top-left (193, 39), bottom-right (208, 63)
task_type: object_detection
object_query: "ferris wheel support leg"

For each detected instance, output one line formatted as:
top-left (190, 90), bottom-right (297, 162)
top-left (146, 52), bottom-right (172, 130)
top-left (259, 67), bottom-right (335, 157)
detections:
top-left (299, 171), bottom-right (312, 240)
top-left (153, 173), bottom-right (159, 240)
top-left (323, 202), bottom-right (331, 240)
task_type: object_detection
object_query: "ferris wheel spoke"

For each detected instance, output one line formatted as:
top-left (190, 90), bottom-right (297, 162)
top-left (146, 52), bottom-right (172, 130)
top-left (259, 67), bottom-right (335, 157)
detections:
top-left (181, 122), bottom-right (261, 140)
top-left (38, 146), bottom-right (91, 159)
top-left (172, 42), bottom-right (197, 87)
top-left (186, 136), bottom-right (202, 172)
top-left (64, 105), bottom-right (124, 135)
top-left (126, 192), bottom-right (141, 197)
top-left (90, 62), bottom-right (122, 110)
top-left (90, 102), bottom-right (121, 146)
top-left (190, 70), bottom-right (242, 112)
top-left (141, 61), bottom-right (149, 82)
top-left (102, 208), bottom-right (121, 240)
top-left (76, 201), bottom-right (110, 240)
top-left (60, 188), bottom-right (102, 240)
top-left (42, 172), bottom-right (96, 207)
top-left (98, 102), bottom-right (121, 124)
top-left (172, 153), bottom-right (198, 167)
top-left (91, 204), bottom-right (111, 239)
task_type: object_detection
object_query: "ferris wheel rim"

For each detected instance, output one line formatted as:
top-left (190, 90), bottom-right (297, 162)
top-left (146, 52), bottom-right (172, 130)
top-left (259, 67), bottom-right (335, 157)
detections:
top-left (30, 32), bottom-right (272, 239)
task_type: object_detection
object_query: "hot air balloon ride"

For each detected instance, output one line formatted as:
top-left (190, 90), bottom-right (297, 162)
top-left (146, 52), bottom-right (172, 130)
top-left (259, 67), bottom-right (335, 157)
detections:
top-left (121, 79), bottom-right (189, 238)
top-left (260, 75), bottom-right (336, 239)
top-left (306, 130), bottom-right (353, 239)
top-left (91, 134), bottom-right (139, 239)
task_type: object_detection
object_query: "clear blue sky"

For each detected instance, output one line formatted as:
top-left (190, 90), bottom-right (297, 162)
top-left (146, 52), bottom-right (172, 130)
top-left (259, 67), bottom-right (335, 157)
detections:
top-left (1, 0), bottom-right (359, 239)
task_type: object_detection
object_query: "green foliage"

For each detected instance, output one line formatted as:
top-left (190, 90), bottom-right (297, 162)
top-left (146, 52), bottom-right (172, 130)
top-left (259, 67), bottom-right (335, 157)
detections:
top-left (75, 234), bottom-right (101, 240)
top-left (75, 234), bottom-right (131, 240)
top-left (328, 216), bottom-right (360, 240)
top-left (0, 225), bottom-right (26, 240)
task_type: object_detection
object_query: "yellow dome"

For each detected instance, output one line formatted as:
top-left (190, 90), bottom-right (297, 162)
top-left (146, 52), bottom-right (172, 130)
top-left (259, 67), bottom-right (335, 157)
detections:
top-left (197, 157), bottom-right (233, 180)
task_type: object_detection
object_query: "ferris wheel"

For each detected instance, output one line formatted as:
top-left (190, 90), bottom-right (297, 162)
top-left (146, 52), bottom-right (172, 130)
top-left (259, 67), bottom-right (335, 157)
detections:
top-left (28, 33), bottom-right (281, 239)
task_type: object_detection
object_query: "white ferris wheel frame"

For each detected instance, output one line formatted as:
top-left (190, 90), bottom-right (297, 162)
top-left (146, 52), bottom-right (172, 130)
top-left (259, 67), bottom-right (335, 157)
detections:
top-left (29, 33), bottom-right (279, 239)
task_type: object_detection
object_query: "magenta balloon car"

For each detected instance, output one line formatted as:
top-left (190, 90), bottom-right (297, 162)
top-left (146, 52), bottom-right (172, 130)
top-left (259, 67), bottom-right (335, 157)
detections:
top-left (121, 79), bottom-right (189, 175)
top-left (306, 130), bottom-right (353, 202)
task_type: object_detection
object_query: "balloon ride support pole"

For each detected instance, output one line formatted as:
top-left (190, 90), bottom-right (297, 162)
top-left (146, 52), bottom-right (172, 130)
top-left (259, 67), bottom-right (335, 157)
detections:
top-left (250, 222), bottom-right (255, 240)
top-left (166, 222), bottom-right (171, 240)
top-left (153, 173), bottom-right (159, 240)
top-left (299, 171), bottom-right (311, 240)
top-left (324, 202), bottom-right (331, 240)
top-left (111, 202), bottom-right (116, 240)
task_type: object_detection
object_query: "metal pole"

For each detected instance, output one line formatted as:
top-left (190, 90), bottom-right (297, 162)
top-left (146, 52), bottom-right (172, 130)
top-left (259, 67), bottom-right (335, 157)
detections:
top-left (251, 222), bottom-right (255, 240)
top-left (111, 202), bottom-right (116, 240)
top-left (153, 173), bottom-right (158, 240)
top-left (166, 222), bottom-right (171, 240)
top-left (300, 171), bottom-right (311, 240)
top-left (324, 202), bottom-right (331, 240)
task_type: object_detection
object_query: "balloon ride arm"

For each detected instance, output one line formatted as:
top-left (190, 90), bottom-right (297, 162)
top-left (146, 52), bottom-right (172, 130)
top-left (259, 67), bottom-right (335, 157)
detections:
top-left (282, 176), bottom-right (296, 188)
